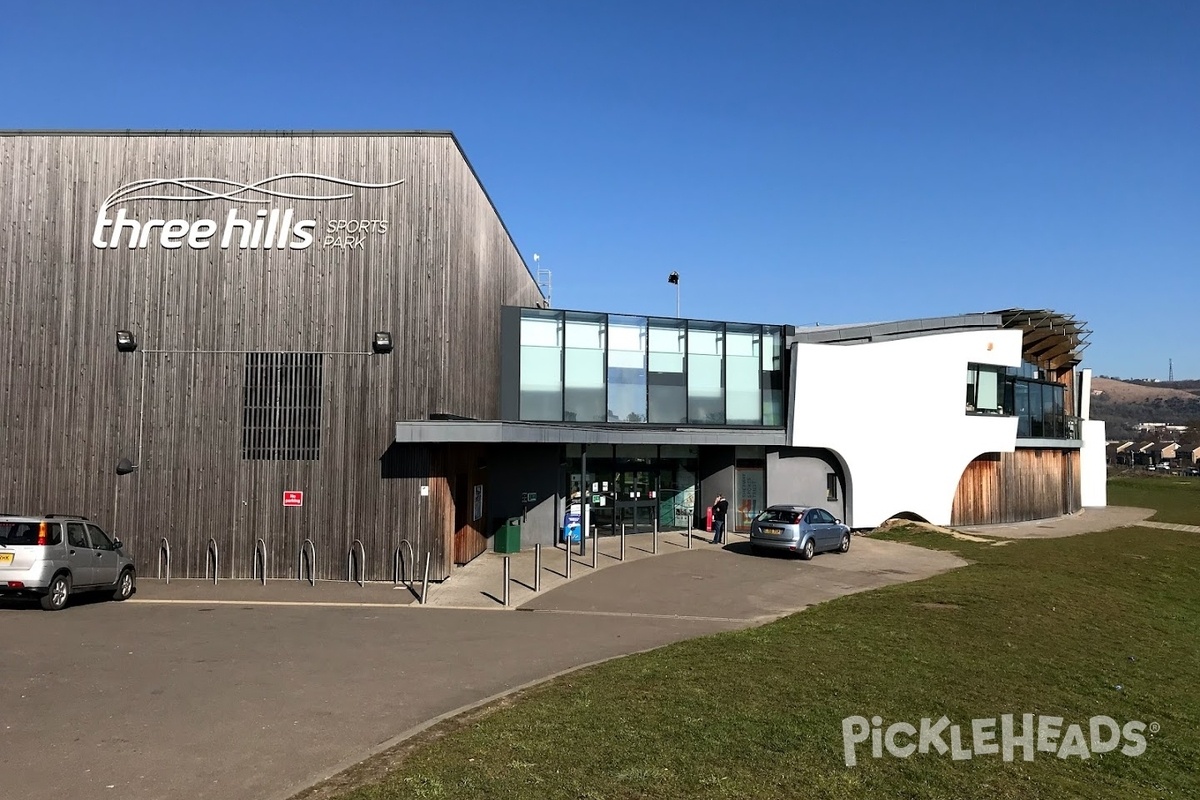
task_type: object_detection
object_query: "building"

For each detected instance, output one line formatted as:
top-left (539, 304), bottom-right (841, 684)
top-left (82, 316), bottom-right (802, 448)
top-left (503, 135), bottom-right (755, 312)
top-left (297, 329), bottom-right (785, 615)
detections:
top-left (1185, 445), bottom-right (1200, 466)
top-left (0, 130), bottom-right (1107, 585)
top-left (1134, 423), bottom-right (1189, 433)
top-left (1107, 441), bottom-right (1140, 466)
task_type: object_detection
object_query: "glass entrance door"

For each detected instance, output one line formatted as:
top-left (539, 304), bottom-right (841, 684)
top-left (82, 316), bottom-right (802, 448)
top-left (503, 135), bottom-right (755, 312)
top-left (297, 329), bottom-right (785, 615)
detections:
top-left (613, 466), bottom-right (655, 533)
top-left (566, 445), bottom-right (700, 537)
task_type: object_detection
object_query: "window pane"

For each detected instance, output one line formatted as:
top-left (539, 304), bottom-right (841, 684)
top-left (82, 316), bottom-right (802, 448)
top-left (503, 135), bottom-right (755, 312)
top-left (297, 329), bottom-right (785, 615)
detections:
top-left (519, 310), bottom-right (563, 421)
top-left (726, 325), bottom-right (760, 425)
top-left (607, 316), bottom-right (647, 423)
top-left (88, 526), bottom-right (115, 551)
top-left (564, 313), bottom-right (606, 423)
top-left (648, 319), bottom-right (687, 423)
top-left (67, 523), bottom-right (88, 548)
top-left (1044, 383), bottom-right (1059, 438)
top-left (976, 369), bottom-right (999, 410)
top-left (1015, 381), bottom-right (1031, 436)
top-left (762, 326), bottom-right (784, 426)
top-left (1028, 383), bottom-right (1044, 436)
top-left (687, 322), bottom-right (724, 424)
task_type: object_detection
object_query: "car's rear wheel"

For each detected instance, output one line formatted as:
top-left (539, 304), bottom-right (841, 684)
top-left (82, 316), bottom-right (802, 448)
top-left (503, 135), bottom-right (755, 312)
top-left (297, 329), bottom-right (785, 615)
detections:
top-left (40, 574), bottom-right (70, 611)
top-left (112, 568), bottom-right (135, 601)
top-left (837, 532), bottom-right (851, 554)
top-left (799, 538), bottom-right (815, 560)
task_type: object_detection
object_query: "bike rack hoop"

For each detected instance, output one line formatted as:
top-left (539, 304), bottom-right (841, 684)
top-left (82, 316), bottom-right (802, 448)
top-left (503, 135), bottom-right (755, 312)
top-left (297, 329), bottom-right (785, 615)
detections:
top-left (252, 538), bottom-right (268, 586)
top-left (298, 538), bottom-right (316, 587)
top-left (347, 539), bottom-right (365, 587)
top-left (157, 538), bottom-right (171, 584)
top-left (204, 538), bottom-right (219, 585)
top-left (393, 539), bottom-right (416, 585)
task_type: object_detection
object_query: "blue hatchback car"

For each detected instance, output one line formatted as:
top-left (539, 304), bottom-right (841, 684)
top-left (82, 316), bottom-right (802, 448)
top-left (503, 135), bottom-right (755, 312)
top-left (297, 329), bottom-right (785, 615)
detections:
top-left (748, 504), bottom-right (851, 560)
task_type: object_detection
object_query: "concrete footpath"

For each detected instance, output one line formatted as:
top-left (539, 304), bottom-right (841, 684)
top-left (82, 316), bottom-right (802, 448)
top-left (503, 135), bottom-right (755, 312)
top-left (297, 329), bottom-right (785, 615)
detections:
top-left (2, 532), bottom-right (965, 800)
top-left (426, 527), bottom-right (714, 609)
top-left (957, 505), bottom-right (1155, 539)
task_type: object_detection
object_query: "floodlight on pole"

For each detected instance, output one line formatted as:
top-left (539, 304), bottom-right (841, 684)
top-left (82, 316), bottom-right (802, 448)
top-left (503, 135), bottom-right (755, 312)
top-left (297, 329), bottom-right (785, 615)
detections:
top-left (667, 271), bottom-right (680, 317)
top-left (533, 253), bottom-right (552, 307)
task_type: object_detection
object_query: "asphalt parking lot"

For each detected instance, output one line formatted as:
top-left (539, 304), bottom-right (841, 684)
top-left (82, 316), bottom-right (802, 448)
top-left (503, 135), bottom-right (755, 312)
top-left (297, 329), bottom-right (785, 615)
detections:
top-left (1, 538), bottom-right (965, 800)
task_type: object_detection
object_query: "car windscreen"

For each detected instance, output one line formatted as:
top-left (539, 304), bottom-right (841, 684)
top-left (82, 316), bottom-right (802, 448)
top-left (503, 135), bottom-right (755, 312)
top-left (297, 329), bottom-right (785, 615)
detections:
top-left (755, 509), bottom-right (801, 523)
top-left (0, 522), bottom-right (45, 546)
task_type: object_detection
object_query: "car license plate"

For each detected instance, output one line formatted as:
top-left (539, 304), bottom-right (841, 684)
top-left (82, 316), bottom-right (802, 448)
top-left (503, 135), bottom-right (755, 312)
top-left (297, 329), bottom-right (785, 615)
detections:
top-left (760, 528), bottom-right (780, 535)
top-left (0, 553), bottom-right (13, 565)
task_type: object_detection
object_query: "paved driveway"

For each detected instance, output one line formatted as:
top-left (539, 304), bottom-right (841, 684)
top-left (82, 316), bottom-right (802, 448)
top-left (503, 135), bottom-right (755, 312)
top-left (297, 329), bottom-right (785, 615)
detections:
top-left (1, 538), bottom-right (964, 800)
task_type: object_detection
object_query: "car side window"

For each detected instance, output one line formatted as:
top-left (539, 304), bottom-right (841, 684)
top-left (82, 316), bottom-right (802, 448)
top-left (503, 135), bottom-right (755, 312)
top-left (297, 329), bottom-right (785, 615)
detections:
top-left (804, 510), bottom-right (818, 524)
top-left (815, 509), bottom-right (833, 524)
top-left (87, 526), bottom-right (115, 551)
top-left (67, 523), bottom-right (89, 548)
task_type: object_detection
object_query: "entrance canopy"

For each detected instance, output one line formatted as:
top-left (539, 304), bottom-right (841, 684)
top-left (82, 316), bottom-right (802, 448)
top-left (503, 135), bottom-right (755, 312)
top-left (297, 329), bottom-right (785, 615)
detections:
top-left (394, 420), bottom-right (787, 446)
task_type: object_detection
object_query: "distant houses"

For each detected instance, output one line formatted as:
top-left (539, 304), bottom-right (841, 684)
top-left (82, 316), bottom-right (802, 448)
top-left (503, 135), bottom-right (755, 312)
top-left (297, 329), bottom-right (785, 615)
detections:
top-left (1107, 439), bottom-right (1200, 469)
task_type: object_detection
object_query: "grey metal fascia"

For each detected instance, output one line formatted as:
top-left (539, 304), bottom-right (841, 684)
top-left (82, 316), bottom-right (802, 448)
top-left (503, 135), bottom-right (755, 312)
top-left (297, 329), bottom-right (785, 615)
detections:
top-left (1015, 438), bottom-right (1083, 450)
top-left (394, 421), bottom-right (788, 446)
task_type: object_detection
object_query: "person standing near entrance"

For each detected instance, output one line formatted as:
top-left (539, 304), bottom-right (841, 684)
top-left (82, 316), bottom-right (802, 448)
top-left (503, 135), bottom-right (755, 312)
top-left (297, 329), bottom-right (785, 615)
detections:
top-left (711, 494), bottom-right (730, 544)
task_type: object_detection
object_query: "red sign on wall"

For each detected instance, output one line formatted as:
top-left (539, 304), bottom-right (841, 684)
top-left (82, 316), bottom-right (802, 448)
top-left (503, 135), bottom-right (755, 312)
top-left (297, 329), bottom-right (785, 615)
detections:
top-left (283, 491), bottom-right (304, 507)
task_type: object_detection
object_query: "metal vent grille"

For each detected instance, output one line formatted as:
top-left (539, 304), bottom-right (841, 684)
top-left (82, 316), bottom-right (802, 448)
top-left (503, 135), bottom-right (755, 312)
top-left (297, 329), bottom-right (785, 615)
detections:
top-left (242, 353), bottom-right (323, 461)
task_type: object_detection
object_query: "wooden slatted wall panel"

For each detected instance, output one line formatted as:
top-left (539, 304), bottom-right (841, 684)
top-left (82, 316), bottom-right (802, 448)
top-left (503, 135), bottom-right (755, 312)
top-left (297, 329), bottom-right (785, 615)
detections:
top-left (951, 449), bottom-right (1082, 526)
top-left (0, 132), bottom-right (542, 581)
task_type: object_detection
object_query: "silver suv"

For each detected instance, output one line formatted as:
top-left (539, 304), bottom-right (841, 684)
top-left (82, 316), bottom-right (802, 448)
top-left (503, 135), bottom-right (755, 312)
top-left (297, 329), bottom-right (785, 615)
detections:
top-left (0, 515), bottom-right (136, 610)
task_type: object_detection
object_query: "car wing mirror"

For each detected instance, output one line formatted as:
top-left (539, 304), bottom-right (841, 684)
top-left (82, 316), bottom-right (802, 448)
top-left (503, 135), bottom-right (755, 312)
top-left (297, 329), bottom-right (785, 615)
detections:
top-left (113, 539), bottom-right (123, 549)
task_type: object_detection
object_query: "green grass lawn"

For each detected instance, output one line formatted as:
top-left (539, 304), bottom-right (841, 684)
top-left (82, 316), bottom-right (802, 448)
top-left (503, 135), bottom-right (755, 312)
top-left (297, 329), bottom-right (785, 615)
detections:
top-left (1108, 475), bottom-right (1200, 525)
top-left (311, 484), bottom-right (1200, 800)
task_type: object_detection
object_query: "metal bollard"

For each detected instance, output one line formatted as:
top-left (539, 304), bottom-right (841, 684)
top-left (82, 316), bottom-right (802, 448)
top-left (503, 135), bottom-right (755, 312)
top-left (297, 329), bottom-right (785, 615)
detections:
top-left (565, 539), bottom-right (572, 579)
top-left (534, 543), bottom-right (542, 592)
top-left (591, 526), bottom-right (598, 569)
top-left (420, 552), bottom-right (431, 604)
top-left (503, 556), bottom-right (511, 607)
top-left (687, 521), bottom-right (692, 549)
top-left (653, 515), bottom-right (658, 554)
top-left (620, 523), bottom-right (626, 561)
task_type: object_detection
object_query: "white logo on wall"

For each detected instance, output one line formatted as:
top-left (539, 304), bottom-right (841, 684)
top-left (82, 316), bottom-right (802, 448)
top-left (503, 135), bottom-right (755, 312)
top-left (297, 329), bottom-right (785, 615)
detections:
top-left (92, 173), bottom-right (404, 251)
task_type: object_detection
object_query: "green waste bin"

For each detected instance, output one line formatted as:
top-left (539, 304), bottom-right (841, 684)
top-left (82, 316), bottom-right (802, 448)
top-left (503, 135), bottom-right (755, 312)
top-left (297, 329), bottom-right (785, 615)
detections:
top-left (494, 517), bottom-right (522, 553)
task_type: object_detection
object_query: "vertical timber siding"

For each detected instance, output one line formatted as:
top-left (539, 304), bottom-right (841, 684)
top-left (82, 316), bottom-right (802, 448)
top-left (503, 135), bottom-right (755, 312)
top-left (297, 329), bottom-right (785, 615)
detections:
top-left (0, 132), bottom-right (542, 581)
top-left (951, 449), bottom-right (1081, 526)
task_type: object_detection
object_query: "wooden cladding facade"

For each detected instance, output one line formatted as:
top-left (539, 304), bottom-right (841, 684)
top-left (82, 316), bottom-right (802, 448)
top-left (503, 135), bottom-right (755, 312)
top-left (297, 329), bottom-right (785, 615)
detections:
top-left (951, 449), bottom-right (1081, 526)
top-left (0, 131), bottom-right (543, 581)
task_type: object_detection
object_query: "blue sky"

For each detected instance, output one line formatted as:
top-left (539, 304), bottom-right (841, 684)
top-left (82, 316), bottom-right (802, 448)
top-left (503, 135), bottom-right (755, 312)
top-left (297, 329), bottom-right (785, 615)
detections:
top-left (2, 1), bottom-right (1196, 378)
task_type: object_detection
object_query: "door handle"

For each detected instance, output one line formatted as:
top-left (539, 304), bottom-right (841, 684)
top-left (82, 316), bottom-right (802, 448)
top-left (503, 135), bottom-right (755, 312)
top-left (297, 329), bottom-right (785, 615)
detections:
top-left (95, 552), bottom-right (104, 558)
top-left (69, 549), bottom-right (76, 555)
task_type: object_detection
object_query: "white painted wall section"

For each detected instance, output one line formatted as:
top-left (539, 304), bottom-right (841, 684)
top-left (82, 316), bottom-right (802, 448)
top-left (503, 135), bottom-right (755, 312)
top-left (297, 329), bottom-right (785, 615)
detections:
top-left (789, 329), bottom-right (1023, 527)
top-left (1080, 419), bottom-right (1108, 507)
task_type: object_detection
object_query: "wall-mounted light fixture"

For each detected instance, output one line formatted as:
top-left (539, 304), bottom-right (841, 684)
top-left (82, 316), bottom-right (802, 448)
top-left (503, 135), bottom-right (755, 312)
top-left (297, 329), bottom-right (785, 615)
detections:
top-left (372, 331), bottom-right (393, 354)
top-left (115, 457), bottom-right (139, 475)
top-left (116, 330), bottom-right (138, 352)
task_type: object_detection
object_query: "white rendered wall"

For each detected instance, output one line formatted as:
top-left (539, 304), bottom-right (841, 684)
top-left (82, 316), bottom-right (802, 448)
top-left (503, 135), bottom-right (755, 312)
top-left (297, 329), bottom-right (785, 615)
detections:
top-left (789, 329), bottom-right (1023, 527)
top-left (1080, 419), bottom-right (1108, 507)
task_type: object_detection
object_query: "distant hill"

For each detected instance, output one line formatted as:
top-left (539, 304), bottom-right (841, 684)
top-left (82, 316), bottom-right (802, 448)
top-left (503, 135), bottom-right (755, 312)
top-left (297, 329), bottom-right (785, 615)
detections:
top-left (1090, 377), bottom-right (1200, 441)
